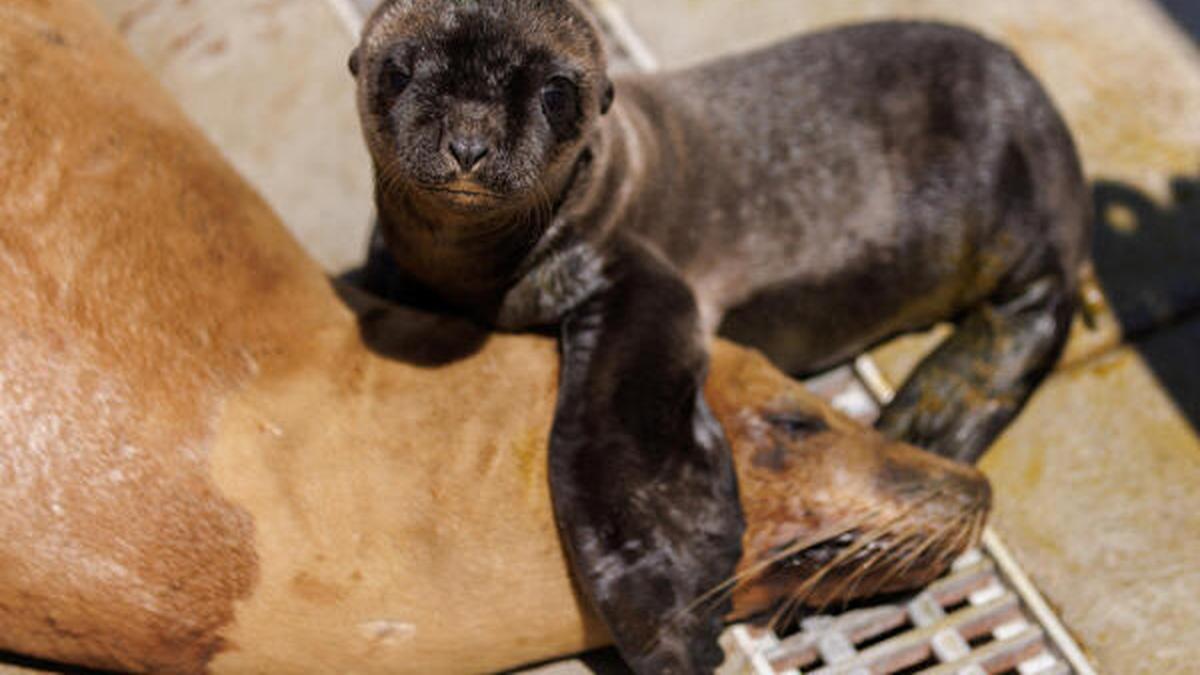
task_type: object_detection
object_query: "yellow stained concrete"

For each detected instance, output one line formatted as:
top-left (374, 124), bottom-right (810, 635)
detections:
top-left (91, 0), bottom-right (374, 273)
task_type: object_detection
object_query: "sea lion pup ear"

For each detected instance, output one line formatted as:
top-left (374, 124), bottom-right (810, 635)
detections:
top-left (601, 79), bottom-right (614, 114)
top-left (348, 47), bottom-right (361, 77)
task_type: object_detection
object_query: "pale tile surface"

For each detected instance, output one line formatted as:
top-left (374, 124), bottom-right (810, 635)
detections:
top-left (514, 660), bottom-right (595, 675)
top-left (93, 0), bottom-right (374, 272)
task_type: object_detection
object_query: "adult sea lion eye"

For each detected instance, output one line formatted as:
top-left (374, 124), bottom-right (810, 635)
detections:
top-left (541, 76), bottom-right (580, 131)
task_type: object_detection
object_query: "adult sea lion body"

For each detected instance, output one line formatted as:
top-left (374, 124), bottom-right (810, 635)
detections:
top-left (351, 1), bottom-right (1087, 671)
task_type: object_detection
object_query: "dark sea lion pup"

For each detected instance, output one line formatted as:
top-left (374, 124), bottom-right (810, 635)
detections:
top-left (348, 1), bottom-right (1088, 671)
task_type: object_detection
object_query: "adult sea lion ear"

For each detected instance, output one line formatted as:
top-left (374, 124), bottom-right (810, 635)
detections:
top-left (601, 79), bottom-right (614, 114)
top-left (348, 47), bottom-right (362, 77)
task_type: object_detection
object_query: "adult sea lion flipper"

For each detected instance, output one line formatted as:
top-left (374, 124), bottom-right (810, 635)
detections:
top-left (551, 236), bottom-right (743, 673)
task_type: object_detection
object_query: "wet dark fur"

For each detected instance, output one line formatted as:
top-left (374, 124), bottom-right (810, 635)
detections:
top-left (349, 3), bottom-right (1088, 672)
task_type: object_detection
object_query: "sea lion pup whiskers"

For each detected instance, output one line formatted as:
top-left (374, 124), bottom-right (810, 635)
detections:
top-left (349, 2), bottom-right (1086, 671)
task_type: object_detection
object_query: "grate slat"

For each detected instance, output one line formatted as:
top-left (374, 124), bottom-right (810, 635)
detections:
top-left (919, 624), bottom-right (1044, 674)
top-left (805, 594), bottom-right (1020, 675)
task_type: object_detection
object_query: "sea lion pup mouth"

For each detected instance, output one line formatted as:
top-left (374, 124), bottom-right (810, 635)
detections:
top-left (704, 344), bottom-right (992, 624)
top-left (352, 0), bottom-right (613, 224)
top-left (415, 181), bottom-right (507, 212)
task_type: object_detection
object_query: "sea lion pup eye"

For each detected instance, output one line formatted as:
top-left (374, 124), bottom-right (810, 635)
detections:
top-left (376, 53), bottom-right (412, 99)
top-left (541, 75), bottom-right (582, 134)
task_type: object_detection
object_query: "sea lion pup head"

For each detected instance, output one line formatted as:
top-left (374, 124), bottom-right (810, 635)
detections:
top-left (703, 345), bottom-right (993, 622)
top-left (351, 0), bottom-right (612, 222)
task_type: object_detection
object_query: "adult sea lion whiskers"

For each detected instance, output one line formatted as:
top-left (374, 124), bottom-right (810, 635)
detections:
top-left (676, 393), bottom-right (991, 654)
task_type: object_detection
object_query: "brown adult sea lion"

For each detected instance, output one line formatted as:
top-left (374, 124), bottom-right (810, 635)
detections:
top-left (349, 0), bottom-right (1086, 670)
top-left (0, 1), bottom-right (986, 673)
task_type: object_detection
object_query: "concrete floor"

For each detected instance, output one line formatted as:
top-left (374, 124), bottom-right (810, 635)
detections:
top-left (4, 1), bottom-right (1196, 673)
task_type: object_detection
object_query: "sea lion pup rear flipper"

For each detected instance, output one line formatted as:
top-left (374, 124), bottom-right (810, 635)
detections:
top-left (551, 236), bottom-right (744, 673)
top-left (866, 32), bottom-right (1091, 464)
top-left (877, 274), bottom-right (1076, 463)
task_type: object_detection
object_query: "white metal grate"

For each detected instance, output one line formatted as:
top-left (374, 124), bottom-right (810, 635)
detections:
top-left (718, 546), bottom-right (1075, 675)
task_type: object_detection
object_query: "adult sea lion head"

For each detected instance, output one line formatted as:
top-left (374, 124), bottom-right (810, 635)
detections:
top-left (351, 0), bottom-right (613, 221)
top-left (705, 345), bottom-right (993, 623)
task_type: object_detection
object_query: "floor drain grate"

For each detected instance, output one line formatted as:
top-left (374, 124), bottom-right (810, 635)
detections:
top-left (718, 539), bottom-right (1083, 675)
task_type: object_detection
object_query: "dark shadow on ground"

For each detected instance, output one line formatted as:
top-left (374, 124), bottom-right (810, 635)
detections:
top-left (499, 648), bottom-right (634, 675)
top-left (1139, 319), bottom-right (1200, 428)
top-left (1091, 176), bottom-right (1200, 431)
top-left (0, 652), bottom-right (119, 675)
top-left (1156, 0), bottom-right (1200, 44)
top-left (1092, 177), bottom-right (1200, 334)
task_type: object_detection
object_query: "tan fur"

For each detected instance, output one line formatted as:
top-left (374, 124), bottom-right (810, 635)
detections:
top-left (0, 2), bottom-right (986, 673)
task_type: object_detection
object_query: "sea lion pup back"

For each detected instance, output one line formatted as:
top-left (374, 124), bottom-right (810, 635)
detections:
top-left (352, 1), bottom-right (1084, 671)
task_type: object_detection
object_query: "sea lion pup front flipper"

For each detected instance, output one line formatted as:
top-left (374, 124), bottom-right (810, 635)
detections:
top-left (549, 235), bottom-right (744, 673)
